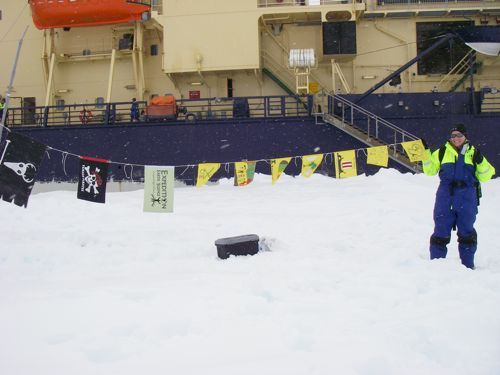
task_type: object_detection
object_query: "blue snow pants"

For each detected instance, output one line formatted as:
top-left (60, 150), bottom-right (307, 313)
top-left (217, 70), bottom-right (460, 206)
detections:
top-left (430, 155), bottom-right (478, 269)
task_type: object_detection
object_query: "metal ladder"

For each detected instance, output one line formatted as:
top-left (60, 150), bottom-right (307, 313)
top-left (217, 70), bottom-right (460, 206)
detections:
top-left (321, 93), bottom-right (422, 173)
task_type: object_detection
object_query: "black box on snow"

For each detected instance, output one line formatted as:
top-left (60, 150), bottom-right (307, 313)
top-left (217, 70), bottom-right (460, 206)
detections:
top-left (215, 234), bottom-right (259, 259)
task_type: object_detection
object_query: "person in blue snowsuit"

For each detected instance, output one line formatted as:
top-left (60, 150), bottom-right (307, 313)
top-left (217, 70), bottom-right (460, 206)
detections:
top-left (130, 98), bottom-right (139, 122)
top-left (422, 124), bottom-right (495, 269)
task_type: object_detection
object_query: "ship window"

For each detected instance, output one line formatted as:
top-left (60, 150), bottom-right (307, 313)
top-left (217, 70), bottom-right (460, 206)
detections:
top-left (416, 21), bottom-right (473, 75)
top-left (56, 99), bottom-right (65, 110)
top-left (95, 97), bottom-right (105, 108)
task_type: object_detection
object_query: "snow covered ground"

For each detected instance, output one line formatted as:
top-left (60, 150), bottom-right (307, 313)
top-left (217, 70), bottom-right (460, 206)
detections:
top-left (1, 169), bottom-right (499, 375)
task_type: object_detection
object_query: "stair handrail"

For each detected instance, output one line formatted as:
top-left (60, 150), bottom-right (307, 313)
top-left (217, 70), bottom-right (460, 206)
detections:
top-left (331, 60), bottom-right (351, 94)
top-left (324, 93), bottom-right (422, 172)
top-left (329, 94), bottom-right (419, 138)
top-left (436, 49), bottom-right (474, 92)
top-left (260, 16), bottom-right (330, 92)
top-left (326, 93), bottom-right (421, 146)
top-left (262, 51), bottom-right (311, 110)
top-left (261, 50), bottom-right (295, 88)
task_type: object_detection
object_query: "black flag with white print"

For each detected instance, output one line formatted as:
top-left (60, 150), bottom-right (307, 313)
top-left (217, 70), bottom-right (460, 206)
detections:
top-left (77, 156), bottom-right (109, 204)
top-left (0, 132), bottom-right (47, 207)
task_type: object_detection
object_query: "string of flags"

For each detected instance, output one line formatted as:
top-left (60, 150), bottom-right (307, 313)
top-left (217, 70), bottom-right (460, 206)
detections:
top-left (0, 125), bottom-right (428, 213)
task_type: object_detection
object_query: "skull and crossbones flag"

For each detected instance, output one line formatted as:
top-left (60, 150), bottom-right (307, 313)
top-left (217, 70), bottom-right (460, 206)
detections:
top-left (77, 156), bottom-right (109, 204)
top-left (0, 132), bottom-right (47, 208)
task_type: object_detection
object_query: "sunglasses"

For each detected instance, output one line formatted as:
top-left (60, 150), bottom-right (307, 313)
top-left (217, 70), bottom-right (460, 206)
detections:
top-left (450, 133), bottom-right (465, 139)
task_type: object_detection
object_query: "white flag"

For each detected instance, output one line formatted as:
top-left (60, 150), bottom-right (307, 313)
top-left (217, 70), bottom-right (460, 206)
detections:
top-left (143, 166), bottom-right (175, 213)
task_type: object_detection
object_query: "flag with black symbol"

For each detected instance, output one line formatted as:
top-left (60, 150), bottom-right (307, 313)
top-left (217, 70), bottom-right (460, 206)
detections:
top-left (196, 163), bottom-right (220, 187)
top-left (0, 132), bottom-right (47, 207)
top-left (334, 150), bottom-right (357, 179)
top-left (143, 166), bottom-right (174, 213)
top-left (77, 156), bottom-right (109, 203)
top-left (401, 140), bottom-right (428, 162)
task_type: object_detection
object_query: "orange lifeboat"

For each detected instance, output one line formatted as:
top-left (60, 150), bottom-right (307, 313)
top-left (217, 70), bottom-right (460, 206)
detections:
top-left (29, 0), bottom-right (151, 30)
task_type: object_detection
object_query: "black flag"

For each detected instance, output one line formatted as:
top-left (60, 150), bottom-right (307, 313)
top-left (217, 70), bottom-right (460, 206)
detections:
top-left (0, 132), bottom-right (47, 208)
top-left (77, 156), bottom-right (109, 204)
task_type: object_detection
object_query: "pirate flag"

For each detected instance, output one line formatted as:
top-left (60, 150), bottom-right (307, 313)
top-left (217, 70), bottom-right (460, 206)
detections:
top-left (0, 132), bottom-right (47, 208)
top-left (77, 156), bottom-right (109, 204)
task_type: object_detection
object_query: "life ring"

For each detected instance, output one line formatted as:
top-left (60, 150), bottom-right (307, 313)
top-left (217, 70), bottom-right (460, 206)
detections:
top-left (79, 109), bottom-right (93, 124)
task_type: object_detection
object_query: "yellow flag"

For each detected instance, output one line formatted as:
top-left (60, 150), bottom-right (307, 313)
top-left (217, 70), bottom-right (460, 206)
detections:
top-left (301, 154), bottom-right (323, 178)
top-left (367, 146), bottom-right (389, 167)
top-left (334, 150), bottom-right (357, 179)
top-left (401, 140), bottom-right (428, 162)
top-left (234, 161), bottom-right (256, 186)
top-left (271, 157), bottom-right (291, 184)
top-left (196, 163), bottom-right (220, 187)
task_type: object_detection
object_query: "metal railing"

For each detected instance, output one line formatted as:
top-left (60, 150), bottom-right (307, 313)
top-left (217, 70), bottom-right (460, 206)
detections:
top-left (4, 95), bottom-right (313, 128)
top-left (150, 0), bottom-right (163, 14)
top-left (377, 0), bottom-right (485, 5)
top-left (4, 101), bottom-right (147, 128)
top-left (326, 93), bottom-right (420, 154)
top-left (176, 95), bottom-right (312, 121)
top-left (261, 50), bottom-right (296, 89)
top-left (126, 0), bottom-right (162, 14)
top-left (258, 0), bottom-right (359, 8)
top-left (260, 19), bottom-right (330, 93)
top-left (436, 50), bottom-right (475, 93)
top-left (480, 88), bottom-right (500, 113)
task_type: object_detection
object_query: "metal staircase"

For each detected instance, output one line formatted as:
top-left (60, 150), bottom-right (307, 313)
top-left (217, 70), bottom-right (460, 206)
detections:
top-left (260, 17), bottom-right (331, 93)
top-left (436, 50), bottom-right (480, 93)
top-left (261, 51), bottom-right (309, 109)
top-left (262, 67), bottom-right (296, 97)
top-left (322, 93), bottom-right (422, 173)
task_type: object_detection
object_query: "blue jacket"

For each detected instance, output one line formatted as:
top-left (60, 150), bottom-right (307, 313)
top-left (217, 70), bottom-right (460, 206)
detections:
top-left (423, 142), bottom-right (495, 212)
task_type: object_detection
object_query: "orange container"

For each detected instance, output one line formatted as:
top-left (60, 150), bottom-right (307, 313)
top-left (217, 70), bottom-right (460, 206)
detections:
top-left (151, 95), bottom-right (175, 106)
top-left (146, 95), bottom-right (178, 120)
top-left (145, 105), bottom-right (176, 117)
top-left (29, 0), bottom-right (151, 29)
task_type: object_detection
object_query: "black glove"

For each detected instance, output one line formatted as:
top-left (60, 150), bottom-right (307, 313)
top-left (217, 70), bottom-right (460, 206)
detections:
top-left (473, 148), bottom-right (484, 165)
top-left (420, 138), bottom-right (429, 150)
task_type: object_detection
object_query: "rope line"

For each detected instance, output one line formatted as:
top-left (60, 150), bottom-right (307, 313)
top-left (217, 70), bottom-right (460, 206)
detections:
top-left (355, 34), bottom-right (452, 58)
top-left (0, 3), bottom-right (28, 43)
top-left (1, 119), bottom-right (418, 171)
top-left (61, 151), bottom-right (69, 176)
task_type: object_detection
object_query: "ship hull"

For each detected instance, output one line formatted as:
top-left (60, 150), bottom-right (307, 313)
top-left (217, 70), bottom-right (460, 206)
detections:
top-left (11, 98), bottom-right (500, 184)
top-left (13, 117), bottom-right (370, 184)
